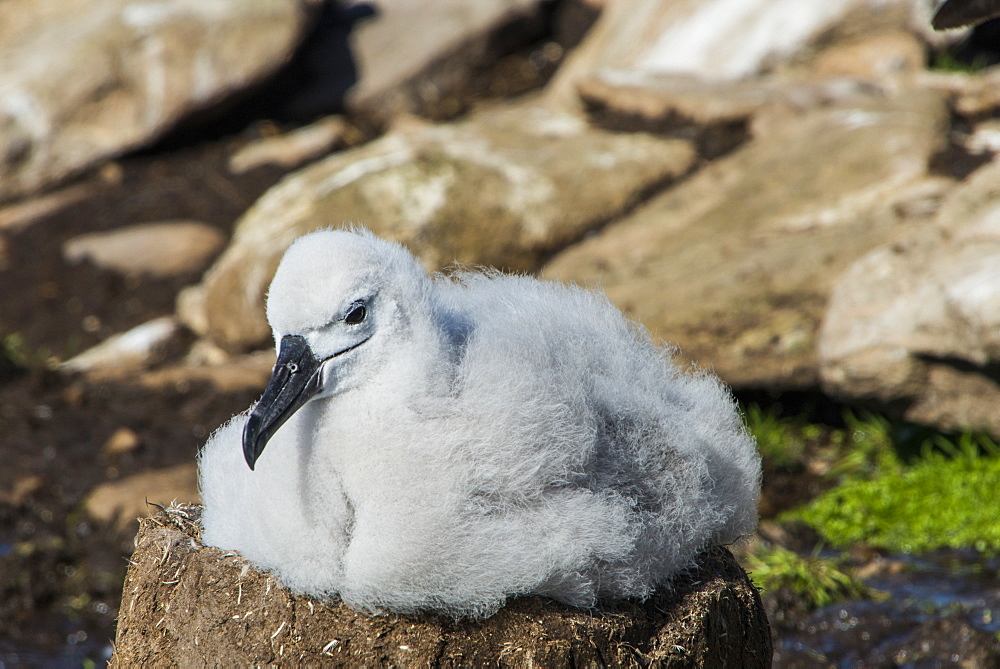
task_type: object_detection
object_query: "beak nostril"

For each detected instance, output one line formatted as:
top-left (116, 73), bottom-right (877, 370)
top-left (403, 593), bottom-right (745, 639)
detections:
top-left (287, 362), bottom-right (299, 373)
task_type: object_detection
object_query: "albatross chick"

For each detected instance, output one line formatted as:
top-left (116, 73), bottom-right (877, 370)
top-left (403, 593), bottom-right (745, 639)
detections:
top-left (199, 228), bottom-right (761, 618)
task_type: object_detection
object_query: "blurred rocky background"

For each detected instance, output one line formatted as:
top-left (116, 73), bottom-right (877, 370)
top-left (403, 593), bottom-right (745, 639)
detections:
top-left (3, 0), bottom-right (1000, 665)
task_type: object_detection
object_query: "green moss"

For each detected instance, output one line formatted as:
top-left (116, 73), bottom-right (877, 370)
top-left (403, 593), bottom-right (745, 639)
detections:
top-left (745, 545), bottom-right (875, 609)
top-left (746, 403), bottom-right (1000, 556)
top-left (792, 433), bottom-right (1000, 554)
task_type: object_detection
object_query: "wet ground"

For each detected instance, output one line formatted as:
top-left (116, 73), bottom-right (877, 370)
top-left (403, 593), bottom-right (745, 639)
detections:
top-left (774, 549), bottom-right (1000, 666)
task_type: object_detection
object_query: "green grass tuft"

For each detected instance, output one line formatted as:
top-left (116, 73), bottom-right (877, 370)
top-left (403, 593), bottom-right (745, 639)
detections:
top-left (743, 404), bottom-right (818, 467)
top-left (745, 545), bottom-right (875, 609)
top-left (826, 410), bottom-right (902, 481)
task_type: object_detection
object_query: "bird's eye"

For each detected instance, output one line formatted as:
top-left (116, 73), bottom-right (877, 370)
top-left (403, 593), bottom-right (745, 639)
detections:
top-left (345, 303), bottom-right (367, 325)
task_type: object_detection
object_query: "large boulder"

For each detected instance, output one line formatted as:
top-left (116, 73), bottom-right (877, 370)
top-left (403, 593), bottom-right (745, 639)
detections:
top-left (544, 0), bottom-right (932, 109)
top-left (543, 0), bottom-right (935, 161)
top-left (272, 0), bottom-right (553, 123)
top-left (0, 0), bottom-right (320, 203)
top-left (111, 505), bottom-right (772, 667)
top-left (818, 155), bottom-right (1000, 436)
top-left (543, 89), bottom-right (950, 390)
top-left (340, 0), bottom-right (548, 125)
top-left (179, 105), bottom-right (695, 352)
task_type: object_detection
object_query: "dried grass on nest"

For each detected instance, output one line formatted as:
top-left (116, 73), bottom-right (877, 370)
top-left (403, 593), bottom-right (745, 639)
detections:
top-left (111, 505), bottom-right (772, 667)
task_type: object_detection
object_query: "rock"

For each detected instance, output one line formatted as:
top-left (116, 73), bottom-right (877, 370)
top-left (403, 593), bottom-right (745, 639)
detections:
top-left (915, 68), bottom-right (1000, 123)
top-left (83, 464), bottom-right (199, 532)
top-left (183, 336), bottom-right (236, 366)
top-left (0, 475), bottom-right (42, 506)
top-left (576, 70), bottom-right (887, 158)
top-left (889, 176), bottom-right (954, 220)
top-left (545, 0), bottom-right (926, 108)
top-left (965, 117), bottom-right (1000, 154)
top-left (550, 0), bottom-right (936, 156)
top-left (111, 505), bottom-right (772, 666)
top-left (269, 0), bottom-right (554, 123)
top-left (818, 155), bottom-right (1000, 436)
top-left (953, 68), bottom-right (1000, 118)
top-left (551, 0), bottom-right (604, 49)
top-left (806, 30), bottom-right (926, 80)
top-left (175, 284), bottom-right (211, 339)
top-left (543, 89), bottom-right (950, 390)
top-left (63, 221), bottom-right (226, 278)
top-left (182, 104), bottom-right (696, 351)
top-left (137, 350), bottom-right (275, 394)
top-left (576, 70), bottom-right (772, 127)
top-left (548, 0), bottom-right (931, 156)
top-left (102, 427), bottom-right (141, 457)
top-left (0, 183), bottom-right (93, 231)
top-left (227, 116), bottom-right (346, 174)
top-left (0, 0), bottom-right (320, 203)
top-left (337, 0), bottom-right (547, 126)
top-left (60, 316), bottom-right (187, 376)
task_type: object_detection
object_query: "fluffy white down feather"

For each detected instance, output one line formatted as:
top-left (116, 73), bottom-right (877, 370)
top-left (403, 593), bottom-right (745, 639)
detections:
top-left (199, 228), bottom-right (760, 618)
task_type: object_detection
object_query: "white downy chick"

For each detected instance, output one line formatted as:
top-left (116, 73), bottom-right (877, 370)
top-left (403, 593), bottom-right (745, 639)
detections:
top-left (199, 228), bottom-right (761, 618)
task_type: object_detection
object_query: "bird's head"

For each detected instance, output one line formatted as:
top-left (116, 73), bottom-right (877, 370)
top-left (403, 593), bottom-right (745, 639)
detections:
top-left (242, 228), bottom-right (429, 470)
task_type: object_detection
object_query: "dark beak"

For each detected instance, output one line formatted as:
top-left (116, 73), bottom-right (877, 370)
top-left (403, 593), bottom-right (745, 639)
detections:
top-left (243, 334), bottom-right (322, 470)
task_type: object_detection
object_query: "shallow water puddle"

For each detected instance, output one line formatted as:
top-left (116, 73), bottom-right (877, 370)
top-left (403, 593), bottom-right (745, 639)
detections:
top-left (776, 549), bottom-right (1000, 666)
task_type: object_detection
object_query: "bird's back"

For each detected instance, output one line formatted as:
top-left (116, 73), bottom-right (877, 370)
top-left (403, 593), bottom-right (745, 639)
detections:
top-left (431, 272), bottom-right (760, 597)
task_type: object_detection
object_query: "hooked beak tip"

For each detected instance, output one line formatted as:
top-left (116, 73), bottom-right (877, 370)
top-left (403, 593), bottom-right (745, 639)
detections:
top-left (243, 411), bottom-right (271, 471)
top-left (242, 416), bottom-right (262, 470)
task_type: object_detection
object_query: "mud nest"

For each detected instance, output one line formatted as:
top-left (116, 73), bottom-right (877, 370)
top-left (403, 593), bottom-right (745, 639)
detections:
top-left (112, 504), bottom-right (771, 666)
